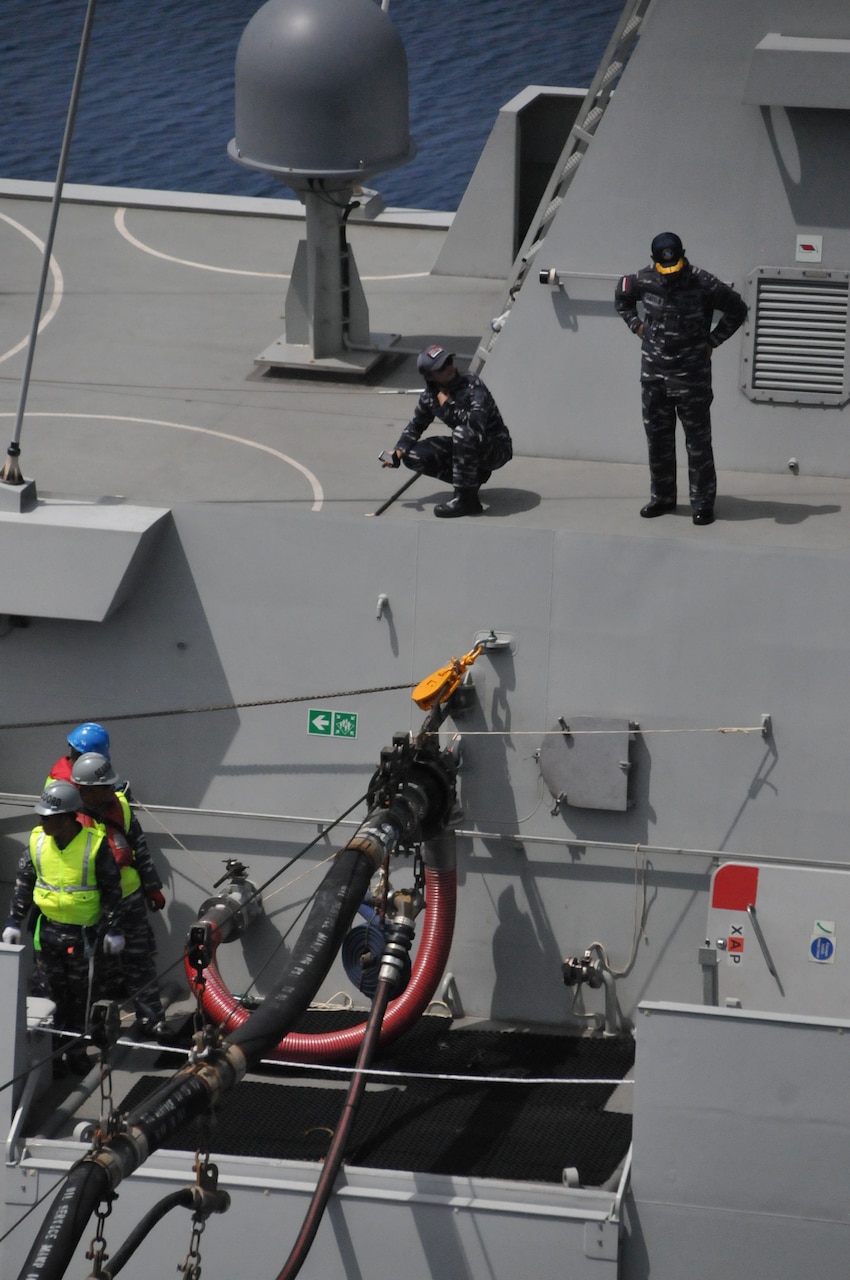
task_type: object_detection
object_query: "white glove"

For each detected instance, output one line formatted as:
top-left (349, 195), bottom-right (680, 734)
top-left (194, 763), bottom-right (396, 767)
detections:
top-left (2, 925), bottom-right (21, 945)
top-left (103, 933), bottom-right (125, 955)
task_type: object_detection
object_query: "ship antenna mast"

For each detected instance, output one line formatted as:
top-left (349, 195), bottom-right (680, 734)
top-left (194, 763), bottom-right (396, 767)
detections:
top-left (0, 0), bottom-right (99, 506)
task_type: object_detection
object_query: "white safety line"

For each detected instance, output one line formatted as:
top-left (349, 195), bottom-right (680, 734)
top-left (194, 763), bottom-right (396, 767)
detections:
top-left (0, 411), bottom-right (324, 510)
top-left (0, 212), bottom-right (63, 364)
top-left (114, 207), bottom-right (430, 281)
top-left (114, 207), bottom-right (288, 278)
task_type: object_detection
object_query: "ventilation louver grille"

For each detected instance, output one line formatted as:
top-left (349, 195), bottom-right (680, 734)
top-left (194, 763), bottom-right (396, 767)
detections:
top-left (745, 271), bottom-right (849, 404)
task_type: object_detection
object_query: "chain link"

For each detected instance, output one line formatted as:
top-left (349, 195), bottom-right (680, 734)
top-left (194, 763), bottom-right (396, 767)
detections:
top-left (97, 1055), bottom-right (115, 1141)
top-left (179, 1211), bottom-right (206, 1280)
top-left (412, 848), bottom-right (426, 894)
top-left (179, 936), bottom-right (220, 1279)
top-left (84, 1005), bottom-right (122, 1276)
top-left (178, 1110), bottom-right (218, 1278)
top-left (85, 1194), bottom-right (114, 1277)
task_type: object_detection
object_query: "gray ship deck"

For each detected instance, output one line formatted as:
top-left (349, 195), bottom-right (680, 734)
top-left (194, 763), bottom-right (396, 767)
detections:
top-left (2, 180), bottom-right (848, 552)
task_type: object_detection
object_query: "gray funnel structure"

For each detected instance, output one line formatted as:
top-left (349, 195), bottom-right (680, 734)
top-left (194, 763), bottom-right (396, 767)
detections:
top-left (229, 0), bottom-right (416, 374)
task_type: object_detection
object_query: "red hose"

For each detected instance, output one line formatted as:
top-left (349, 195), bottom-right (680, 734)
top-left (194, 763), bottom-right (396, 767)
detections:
top-left (185, 865), bottom-right (457, 1063)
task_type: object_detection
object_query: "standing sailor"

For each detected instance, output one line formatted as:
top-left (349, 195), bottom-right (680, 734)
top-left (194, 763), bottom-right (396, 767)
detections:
top-left (615, 232), bottom-right (747, 525)
top-left (2, 781), bottom-right (124, 1073)
top-left (71, 751), bottom-right (170, 1039)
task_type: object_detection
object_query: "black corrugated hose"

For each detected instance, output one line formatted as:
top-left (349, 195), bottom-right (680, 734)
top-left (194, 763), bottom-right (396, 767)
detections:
top-left (15, 1160), bottom-right (111, 1280)
top-left (227, 845), bottom-right (376, 1062)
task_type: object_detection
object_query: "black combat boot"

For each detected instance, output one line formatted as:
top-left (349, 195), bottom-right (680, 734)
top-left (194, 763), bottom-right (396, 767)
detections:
top-left (640, 500), bottom-right (676, 518)
top-left (434, 487), bottom-right (483, 518)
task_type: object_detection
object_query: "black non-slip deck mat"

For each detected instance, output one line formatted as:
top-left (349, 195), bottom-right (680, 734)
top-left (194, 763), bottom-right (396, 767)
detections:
top-left (119, 1020), bottom-right (634, 1187)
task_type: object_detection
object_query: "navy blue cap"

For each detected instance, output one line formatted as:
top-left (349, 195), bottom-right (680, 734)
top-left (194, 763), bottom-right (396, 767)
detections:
top-left (651, 232), bottom-right (684, 273)
top-left (417, 345), bottom-right (455, 376)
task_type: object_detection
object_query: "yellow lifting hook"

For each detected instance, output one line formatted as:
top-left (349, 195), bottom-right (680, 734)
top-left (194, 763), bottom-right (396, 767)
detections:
top-left (411, 644), bottom-right (483, 711)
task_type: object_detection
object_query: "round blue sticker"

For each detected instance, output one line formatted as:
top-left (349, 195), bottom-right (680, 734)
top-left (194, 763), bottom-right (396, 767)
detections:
top-left (810, 936), bottom-right (835, 962)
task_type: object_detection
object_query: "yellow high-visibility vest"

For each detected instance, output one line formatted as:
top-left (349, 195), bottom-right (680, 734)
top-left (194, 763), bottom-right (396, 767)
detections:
top-left (30, 824), bottom-right (105, 926)
top-left (113, 792), bottom-right (141, 899)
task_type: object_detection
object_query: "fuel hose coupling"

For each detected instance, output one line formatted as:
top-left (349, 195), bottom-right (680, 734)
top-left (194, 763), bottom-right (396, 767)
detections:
top-left (378, 915), bottom-right (417, 989)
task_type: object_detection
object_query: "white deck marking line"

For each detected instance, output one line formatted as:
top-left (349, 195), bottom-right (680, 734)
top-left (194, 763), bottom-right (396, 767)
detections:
top-left (114, 207), bottom-right (430, 281)
top-left (0, 412), bottom-right (324, 510)
top-left (0, 212), bottom-right (63, 364)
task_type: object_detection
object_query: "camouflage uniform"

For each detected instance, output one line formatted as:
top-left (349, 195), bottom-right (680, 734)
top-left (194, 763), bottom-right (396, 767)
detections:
top-left (614, 261), bottom-right (747, 513)
top-left (79, 795), bottom-right (166, 1029)
top-left (6, 823), bottom-right (123, 1043)
top-left (395, 371), bottom-right (512, 490)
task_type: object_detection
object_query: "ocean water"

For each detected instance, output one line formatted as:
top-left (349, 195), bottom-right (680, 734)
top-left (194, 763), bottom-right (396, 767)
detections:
top-left (0, 0), bottom-right (623, 212)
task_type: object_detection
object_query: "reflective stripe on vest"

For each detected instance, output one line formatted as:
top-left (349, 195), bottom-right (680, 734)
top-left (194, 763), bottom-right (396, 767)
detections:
top-left (31, 825), bottom-right (102, 926)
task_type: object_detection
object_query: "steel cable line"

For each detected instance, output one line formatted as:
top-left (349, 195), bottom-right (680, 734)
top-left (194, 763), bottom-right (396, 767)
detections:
top-left (0, 685), bottom-right (414, 732)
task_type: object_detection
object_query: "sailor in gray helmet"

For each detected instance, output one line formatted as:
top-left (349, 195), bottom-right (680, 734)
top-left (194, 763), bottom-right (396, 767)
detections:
top-left (382, 345), bottom-right (513, 517)
top-left (3, 781), bottom-right (124, 1073)
top-left (615, 232), bottom-right (747, 525)
top-left (71, 752), bottom-right (170, 1040)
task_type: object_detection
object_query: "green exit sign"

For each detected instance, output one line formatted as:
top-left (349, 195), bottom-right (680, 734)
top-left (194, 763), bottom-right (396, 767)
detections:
top-left (308, 709), bottom-right (358, 739)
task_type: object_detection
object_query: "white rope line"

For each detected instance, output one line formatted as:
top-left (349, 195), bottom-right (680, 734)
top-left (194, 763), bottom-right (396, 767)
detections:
top-left (27, 1030), bottom-right (634, 1088)
top-left (257, 1063), bottom-right (634, 1088)
top-left (98, 1032), bottom-right (634, 1086)
top-left (261, 849), bottom-right (340, 903)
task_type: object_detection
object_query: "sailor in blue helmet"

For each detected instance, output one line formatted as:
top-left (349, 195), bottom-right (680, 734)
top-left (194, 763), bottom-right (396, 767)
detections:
top-left (615, 232), bottom-right (747, 525)
top-left (381, 345), bottom-right (512, 517)
top-left (46, 722), bottom-right (110, 787)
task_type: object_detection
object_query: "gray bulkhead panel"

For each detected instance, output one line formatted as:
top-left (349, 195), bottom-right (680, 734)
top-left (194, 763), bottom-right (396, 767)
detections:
top-left (626, 1001), bottom-right (850, 1277)
top-left (706, 861), bottom-right (850, 1016)
top-left (6, 1144), bottom-right (622, 1280)
top-left (0, 504), bottom-right (170, 621)
top-left (482, 0), bottom-right (850, 474)
top-left (4, 505), bottom-right (850, 1024)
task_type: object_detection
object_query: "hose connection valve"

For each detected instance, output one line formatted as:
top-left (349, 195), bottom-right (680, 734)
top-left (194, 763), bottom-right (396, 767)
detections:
top-left (562, 950), bottom-right (605, 990)
top-left (197, 860), bottom-right (264, 943)
top-left (562, 945), bottom-right (623, 1037)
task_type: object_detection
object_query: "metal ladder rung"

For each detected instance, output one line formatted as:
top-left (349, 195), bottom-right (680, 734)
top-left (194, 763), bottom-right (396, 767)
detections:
top-left (475, 0), bottom-right (652, 372)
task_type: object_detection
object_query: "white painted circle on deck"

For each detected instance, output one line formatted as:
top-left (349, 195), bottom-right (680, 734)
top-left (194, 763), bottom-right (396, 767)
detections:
top-left (0, 412), bottom-right (324, 509)
top-left (0, 212), bottom-right (63, 364)
top-left (114, 208), bottom-right (429, 280)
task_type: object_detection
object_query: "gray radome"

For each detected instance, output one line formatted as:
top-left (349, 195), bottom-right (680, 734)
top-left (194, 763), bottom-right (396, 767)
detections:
top-left (229, 0), bottom-right (415, 184)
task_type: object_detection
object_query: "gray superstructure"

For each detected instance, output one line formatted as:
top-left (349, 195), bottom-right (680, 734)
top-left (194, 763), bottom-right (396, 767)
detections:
top-left (1, 0), bottom-right (849, 1275)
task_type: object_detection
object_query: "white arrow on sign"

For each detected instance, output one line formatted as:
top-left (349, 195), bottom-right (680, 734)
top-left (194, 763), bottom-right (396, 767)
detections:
top-left (311, 714), bottom-right (330, 731)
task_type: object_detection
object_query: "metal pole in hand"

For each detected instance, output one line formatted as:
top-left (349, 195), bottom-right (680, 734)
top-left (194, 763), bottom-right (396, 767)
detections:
top-left (1, 0), bottom-right (99, 485)
top-left (366, 469), bottom-right (422, 517)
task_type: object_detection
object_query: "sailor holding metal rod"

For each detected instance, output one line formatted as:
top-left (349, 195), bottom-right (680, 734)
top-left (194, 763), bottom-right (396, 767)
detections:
top-left (381, 345), bottom-right (512, 518)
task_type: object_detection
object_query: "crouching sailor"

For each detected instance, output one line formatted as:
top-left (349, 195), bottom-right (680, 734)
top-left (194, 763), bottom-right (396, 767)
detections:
top-left (2, 781), bottom-right (123, 1073)
top-left (382, 345), bottom-right (513, 517)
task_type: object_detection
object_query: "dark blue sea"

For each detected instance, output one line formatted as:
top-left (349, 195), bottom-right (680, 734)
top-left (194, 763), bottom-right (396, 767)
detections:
top-left (1, 0), bottom-right (623, 212)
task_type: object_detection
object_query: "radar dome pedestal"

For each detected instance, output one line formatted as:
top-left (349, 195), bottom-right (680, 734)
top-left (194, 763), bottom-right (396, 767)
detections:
top-left (229, 0), bottom-right (416, 374)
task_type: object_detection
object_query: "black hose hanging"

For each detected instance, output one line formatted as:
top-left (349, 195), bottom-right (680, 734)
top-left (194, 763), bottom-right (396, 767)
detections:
top-left (275, 917), bottom-right (415, 1280)
top-left (100, 1187), bottom-right (194, 1278)
top-left (100, 1182), bottom-right (230, 1277)
top-left (15, 1160), bottom-right (111, 1280)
